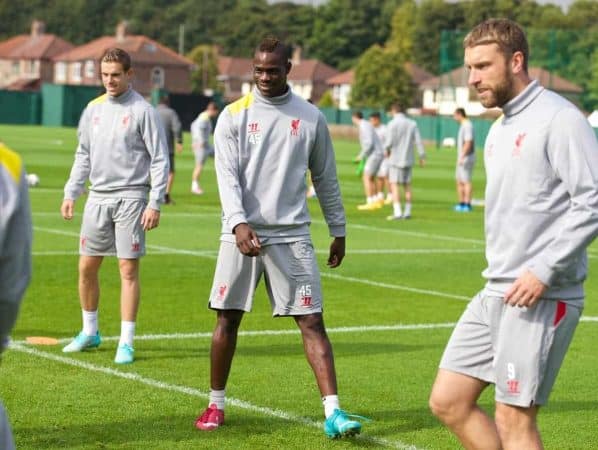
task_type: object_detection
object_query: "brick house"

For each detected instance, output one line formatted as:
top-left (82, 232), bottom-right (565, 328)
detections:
top-left (0, 20), bottom-right (74, 91)
top-left (52, 22), bottom-right (194, 96)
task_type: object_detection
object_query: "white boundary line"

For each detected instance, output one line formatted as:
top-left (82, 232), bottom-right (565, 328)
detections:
top-left (9, 343), bottom-right (421, 450)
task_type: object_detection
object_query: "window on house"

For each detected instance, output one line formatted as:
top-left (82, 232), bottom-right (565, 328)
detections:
top-left (55, 62), bottom-right (67, 82)
top-left (12, 61), bottom-right (20, 75)
top-left (71, 62), bottom-right (82, 82)
top-left (151, 67), bottom-right (164, 88)
top-left (84, 60), bottom-right (95, 78)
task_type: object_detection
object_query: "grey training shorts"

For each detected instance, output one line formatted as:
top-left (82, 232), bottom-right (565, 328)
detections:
top-left (208, 240), bottom-right (323, 316)
top-left (377, 157), bottom-right (390, 178)
top-left (193, 143), bottom-right (214, 165)
top-left (456, 154), bottom-right (476, 182)
top-left (364, 152), bottom-right (384, 177)
top-left (389, 166), bottom-right (412, 184)
top-left (80, 197), bottom-right (147, 259)
top-left (440, 291), bottom-right (581, 407)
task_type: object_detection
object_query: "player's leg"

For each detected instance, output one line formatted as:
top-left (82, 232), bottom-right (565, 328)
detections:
top-left (387, 167), bottom-right (402, 220)
top-left (265, 241), bottom-right (362, 438)
top-left (165, 153), bottom-right (175, 204)
top-left (494, 403), bottom-right (541, 450)
top-left (431, 292), bottom-right (501, 448)
top-left (191, 146), bottom-right (205, 194)
top-left (196, 241), bottom-right (261, 430)
top-left (113, 199), bottom-right (147, 363)
top-left (430, 370), bottom-right (499, 449)
top-left (63, 199), bottom-right (113, 353)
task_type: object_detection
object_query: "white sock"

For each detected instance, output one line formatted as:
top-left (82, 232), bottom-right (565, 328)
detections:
top-left (209, 389), bottom-right (226, 410)
top-left (405, 202), bottom-right (412, 216)
top-left (119, 321), bottom-right (136, 347)
top-left (192, 180), bottom-right (199, 189)
top-left (322, 395), bottom-right (340, 418)
top-left (367, 196), bottom-right (375, 204)
top-left (82, 309), bottom-right (98, 336)
top-left (393, 202), bottom-right (402, 217)
top-left (376, 192), bottom-right (384, 201)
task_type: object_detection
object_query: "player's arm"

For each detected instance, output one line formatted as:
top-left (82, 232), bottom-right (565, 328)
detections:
top-left (0, 170), bottom-right (32, 351)
top-left (214, 109), bottom-right (252, 240)
top-left (507, 108), bottom-right (598, 307)
top-left (140, 107), bottom-right (169, 229)
top-left (62, 107), bottom-right (93, 218)
top-left (415, 127), bottom-right (426, 167)
top-left (310, 112), bottom-right (346, 266)
top-left (173, 111), bottom-right (183, 154)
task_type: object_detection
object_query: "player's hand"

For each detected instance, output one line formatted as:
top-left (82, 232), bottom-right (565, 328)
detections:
top-left (353, 155), bottom-right (362, 164)
top-left (327, 236), bottom-right (345, 268)
top-left (141, 208), bottom-right (160, 231)
top-left (176, 143), bottom-right (183, 154)
top-left (419, 158), bottom-right (426, 168)
top-left (234, 223), bottom-right (261, 257)
top-left (61, 199), bottom-right (75, 220)
top-left (504, 270), bottom-right (547, 308)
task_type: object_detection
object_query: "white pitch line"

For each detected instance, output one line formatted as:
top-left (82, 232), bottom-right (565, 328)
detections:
top-left (9, 343), bottom-right (421, 450)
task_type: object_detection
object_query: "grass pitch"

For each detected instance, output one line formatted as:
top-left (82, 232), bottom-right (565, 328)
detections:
top-left (1, 124), bottom-right (597, 449)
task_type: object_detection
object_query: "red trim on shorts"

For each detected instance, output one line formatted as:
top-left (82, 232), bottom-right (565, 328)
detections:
top-left (553, 301), bottom-right (567, 327)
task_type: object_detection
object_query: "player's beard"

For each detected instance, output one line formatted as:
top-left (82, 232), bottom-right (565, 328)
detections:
top-left (479, 66), bottom-right (516, 109)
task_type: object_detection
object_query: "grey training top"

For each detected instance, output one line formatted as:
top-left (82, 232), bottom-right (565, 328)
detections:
top-left (0, 145), bottom-right (32, 351)
top-left (214, 86), bottom-right (346, 243)
top-left (384, 113), bottom-right (425, 167)
top-left (156, 103), bottom-right (182, 155)
top-left (63, 88), bottom-right (170, 211)
top-left (357, 119), bottom-right (383, 160)
top-left (191, 111), bottom-right (213, 149)
top-left (483, 80), bottom-right (598, 304)
top-left (457, 118), bottom-right (475, 163)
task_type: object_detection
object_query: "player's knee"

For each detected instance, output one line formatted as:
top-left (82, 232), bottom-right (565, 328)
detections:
top-left (494, 403), bottom-right (537, 437)
top-left (429, 390), bottom-right (467, 425)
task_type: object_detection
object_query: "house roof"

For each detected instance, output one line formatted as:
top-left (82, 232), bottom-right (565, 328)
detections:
top-left (54, 35), bottom-right (193, 67)
top-left (217, 56), bottom-right (253, 79)
top-left (420, 66), bottom-right (582, 93)
top-left (326, 63), bottom-right (434, 86)
top-left (0, 34), bottom-right (74, 60)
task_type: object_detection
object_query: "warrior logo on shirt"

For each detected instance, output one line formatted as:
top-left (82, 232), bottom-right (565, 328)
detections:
top-left (512, 133), bottom-right (526, 157)
top-left (131, 233), bottom-right (140, 252)
top-left (291, 119), bottom-right (301, 136)
top-left (122, 115), bottom-right (130, 128)
top-left (506, 362), bottom-right (520, 395)
top-left (248, 122), bottom-right (261, 145)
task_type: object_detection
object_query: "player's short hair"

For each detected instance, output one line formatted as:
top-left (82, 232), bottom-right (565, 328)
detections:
top-left (159, 94), bottom-right (170, 105)
top-left (390, 103), bottom-right (403, 113)
top-left (256, 37), bottom-right (289, 58)
top-left (463, 18), bottom-right (529, 71)
top-left (454, 107), bottom-right (466, 118)
top-left (352, 111), bottom-right (363, 119)
top-left (206, 101), bottom-right (218, 111)
top-left (101, 48), bottom-right (132, 72)
top-left (369, 112), bottom-right (381, 120)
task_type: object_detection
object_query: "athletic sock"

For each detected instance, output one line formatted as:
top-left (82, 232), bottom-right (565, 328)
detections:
top-left (209, 389), bottom-right (226, 410)
top-left (322, 395), bottom-right (340, 418)
top-left (192, 181), bottom-right (199, 190)
top-left (376, 192), bottom-right (384, 201)
top-left (393, 202), bottom-right (402, 217)
top-left (404, 202), bottom-right (412, 217)
top-left (367, 196), bottom-right (375, 204)
top-left (119, 321), bottom-right (136, 347)
top-left (82, 309), bottom-right (98, 336)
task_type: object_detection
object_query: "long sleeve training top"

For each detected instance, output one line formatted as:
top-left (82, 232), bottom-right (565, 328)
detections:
top-left (214, 87), bottom-right (346, 243)
top-left (64, 88), bottom-right (170, 211)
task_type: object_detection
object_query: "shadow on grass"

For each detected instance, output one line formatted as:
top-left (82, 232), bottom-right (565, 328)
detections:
top-left (15, 413), bottom-right (387, 449)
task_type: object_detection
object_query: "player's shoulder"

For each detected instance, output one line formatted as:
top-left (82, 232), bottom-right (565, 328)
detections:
top-left (0, 143), bottom-right (23, 184)
top-left (88, 93), bottom-right (108, 107)
top-left (226, 92), bottom-right (255, 116)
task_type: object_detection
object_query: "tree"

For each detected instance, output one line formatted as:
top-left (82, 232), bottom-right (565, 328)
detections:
top-left (588, 48), bottom-right (598, 110)
top-left (350, 44), bottom-right (414, 110)
top-left (187, 45), bottom-right (220, 94)
top-left (386, 0), bottom-right (416, 61)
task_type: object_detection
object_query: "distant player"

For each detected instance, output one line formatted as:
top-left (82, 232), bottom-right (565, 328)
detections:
top-left (194, 37), bottom-right (363, 438)
top-left (0, 141), bottom-right (32, 450)
top-left (453, 107), bottom-right (475, 212)
top-left (384, 103), bottom-right (426, 220)
top-left (429, 19), bottom-right (598, 449)
top-left (61, 48), bottom-right (169, 364)
top-left (190, 101), bottom-right (219, 195)
top-left (352, 111), bottom-right (384, 210)
top-left (369, 112), bottom-right (391, 205)
top-left (156, 94), bottom-right (183, 205)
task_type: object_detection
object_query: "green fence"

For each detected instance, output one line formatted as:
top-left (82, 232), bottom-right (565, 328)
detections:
top-left (41, 84), bottom-right (104, 127)
top-left (320, 107), bottom-right (494, 148)
top-left (0, 90), bottom-right (41, 125)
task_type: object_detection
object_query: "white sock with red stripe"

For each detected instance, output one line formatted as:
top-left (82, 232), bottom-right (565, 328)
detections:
top-left (209, 389), bottom-right (225, 410)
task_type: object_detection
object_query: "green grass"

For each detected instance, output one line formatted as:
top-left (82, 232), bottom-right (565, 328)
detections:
top-left (1, 123), bottom-right (598, 450)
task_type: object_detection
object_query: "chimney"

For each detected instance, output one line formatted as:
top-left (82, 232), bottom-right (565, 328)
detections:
top-left (116, 21), bottom-right (129, 42)
top-left (292, 46), bottom-right (302, 65)
top-left (31, 20), bottom-right (45, 37)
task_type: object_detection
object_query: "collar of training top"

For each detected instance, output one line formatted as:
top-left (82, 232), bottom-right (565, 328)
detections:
top-left (502, 79), bottom-right (544, 118)
top-left (253, 85), bottom-right (292, 105)
top-left (108, 86), bottom-right (133, 103)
